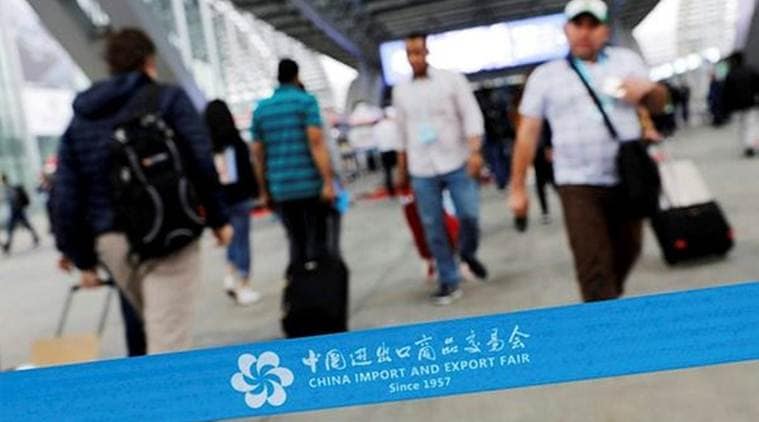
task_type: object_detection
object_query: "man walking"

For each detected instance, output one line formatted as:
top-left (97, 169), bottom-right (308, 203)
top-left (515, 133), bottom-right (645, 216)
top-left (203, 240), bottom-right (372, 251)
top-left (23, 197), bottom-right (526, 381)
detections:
top-left (509, 0), bottom-right (667, 302)
top-left (54, 29), bottom-right (231, 353)
top-left (393, 33), bottom-right (488, 305)
top-left (251, 59), bottom-right (335, 269)
top-left (2, 173), bottom-right (40, 254)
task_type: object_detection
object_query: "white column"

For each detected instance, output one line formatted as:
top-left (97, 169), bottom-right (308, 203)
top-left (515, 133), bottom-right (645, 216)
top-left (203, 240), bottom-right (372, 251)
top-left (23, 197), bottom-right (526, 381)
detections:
top-left (199, 0), bottom-right (224, 98)
top-left (0, 5), bottom-right (40, 186)
top-left (171, 0), bottom-right (193, 67)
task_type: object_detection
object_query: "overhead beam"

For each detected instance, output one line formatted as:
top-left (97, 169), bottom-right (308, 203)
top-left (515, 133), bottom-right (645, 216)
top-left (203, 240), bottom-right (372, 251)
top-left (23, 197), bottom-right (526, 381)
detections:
top-left (288, 0), bottom-right (368, 62)
top-left (26, 0), bottom-right (109, 81)
top-left (376, 0), bottom-right (550, 24)
top-left (28, 0), bottom-right (207, 108)
top-left (381, 6), bottom-right (562, 38)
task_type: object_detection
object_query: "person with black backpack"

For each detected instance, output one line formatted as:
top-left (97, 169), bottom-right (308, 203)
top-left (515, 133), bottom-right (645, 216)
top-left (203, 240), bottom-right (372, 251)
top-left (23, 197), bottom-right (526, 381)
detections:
top-left (1, 173), bottom-right (40, 254)
top-left (53, 29), bottom-right (232, 354)
top-left (204, 100), bottom-right (261, 306)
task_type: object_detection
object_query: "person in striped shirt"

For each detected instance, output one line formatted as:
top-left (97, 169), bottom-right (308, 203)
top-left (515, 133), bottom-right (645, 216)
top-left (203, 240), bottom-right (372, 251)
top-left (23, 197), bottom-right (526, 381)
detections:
top-left (251, 59), bottom-right (335, 270)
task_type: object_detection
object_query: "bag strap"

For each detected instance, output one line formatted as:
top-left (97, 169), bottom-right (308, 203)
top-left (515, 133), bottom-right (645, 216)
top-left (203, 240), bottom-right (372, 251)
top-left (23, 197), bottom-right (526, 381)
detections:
top-left (566, 55), bottom-right (620, 141)
top-left (125, 82), bottom-right (162, 122)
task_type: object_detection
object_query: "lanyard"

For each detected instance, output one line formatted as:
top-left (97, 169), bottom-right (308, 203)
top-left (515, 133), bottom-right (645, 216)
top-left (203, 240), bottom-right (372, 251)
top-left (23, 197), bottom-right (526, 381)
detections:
top-left (571, 51), bottom-right (615, 114)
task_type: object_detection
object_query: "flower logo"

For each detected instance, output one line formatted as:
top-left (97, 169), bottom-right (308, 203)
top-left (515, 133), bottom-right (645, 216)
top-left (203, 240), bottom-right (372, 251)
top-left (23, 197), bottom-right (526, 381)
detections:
top-left (230, 352), bottom-right (295, 408)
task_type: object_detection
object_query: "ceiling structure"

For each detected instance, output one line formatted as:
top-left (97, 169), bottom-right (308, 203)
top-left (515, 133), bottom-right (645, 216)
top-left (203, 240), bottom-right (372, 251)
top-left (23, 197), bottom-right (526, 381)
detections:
top-left (230, 0), bottom-right (661, 67)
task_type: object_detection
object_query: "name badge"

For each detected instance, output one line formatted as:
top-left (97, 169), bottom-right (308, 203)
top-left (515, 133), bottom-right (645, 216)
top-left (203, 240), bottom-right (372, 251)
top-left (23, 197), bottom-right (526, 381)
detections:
top-left (417, 123), bottom-right (438, 145)
top-left (214, 146), bottom-right (239, 185)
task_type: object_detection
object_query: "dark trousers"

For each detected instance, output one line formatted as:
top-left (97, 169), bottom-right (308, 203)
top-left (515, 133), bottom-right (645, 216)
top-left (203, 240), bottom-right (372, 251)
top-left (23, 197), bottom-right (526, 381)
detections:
top-left (558, 186), bottom-right (643, 302)
top-left (278, 197), bottom-right (330, 267)
top-left (534, 146), bottom-right (555, 216)
top-left (3, 208), bottom-right (39, 251)
top-left (484, 139), bottom-right (511, 189)
top-left (118, 290), bottom-right (146, 356)
top-left (380, 151), bottom-right (397, 196)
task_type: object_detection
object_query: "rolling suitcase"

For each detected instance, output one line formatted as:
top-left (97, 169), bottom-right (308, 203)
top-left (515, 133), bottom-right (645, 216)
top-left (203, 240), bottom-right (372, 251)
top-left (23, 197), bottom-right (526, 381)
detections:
top-left (651, 159), bottom-right (734, 265)
top-left (282, 255), bottom-right (349, 338)
top-left (281, 209), bottom-right (349, 338)
top-left (30, 279), bottom-right (116, 366)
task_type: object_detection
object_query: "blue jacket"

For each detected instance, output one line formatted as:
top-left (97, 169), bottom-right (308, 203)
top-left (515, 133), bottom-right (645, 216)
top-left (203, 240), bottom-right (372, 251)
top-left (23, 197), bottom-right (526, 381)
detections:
top-left (54, 72), bottom-right (228, 269)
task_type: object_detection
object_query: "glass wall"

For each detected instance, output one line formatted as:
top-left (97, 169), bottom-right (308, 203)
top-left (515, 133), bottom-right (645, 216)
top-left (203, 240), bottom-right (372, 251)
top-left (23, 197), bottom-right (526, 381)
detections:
top-left (185, 0), bottom-right (209, 62)
top-left (135, 0), bottom-right (342, 122)
top-left (141, 0), bottom-right (181, 52)
top-left (0, 10), bottom-right (31, 187)
top-left (0, 0), bottom-right (353, 208)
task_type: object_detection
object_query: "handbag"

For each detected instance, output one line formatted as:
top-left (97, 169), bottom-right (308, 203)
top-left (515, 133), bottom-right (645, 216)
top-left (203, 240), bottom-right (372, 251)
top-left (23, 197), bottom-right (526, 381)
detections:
top-left (567, 56), bottom-right (661, 218)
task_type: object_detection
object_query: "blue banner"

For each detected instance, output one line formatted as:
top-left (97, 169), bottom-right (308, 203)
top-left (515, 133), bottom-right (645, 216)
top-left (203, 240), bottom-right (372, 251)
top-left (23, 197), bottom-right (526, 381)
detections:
top-left (2, 282), bottom-right (758, 421)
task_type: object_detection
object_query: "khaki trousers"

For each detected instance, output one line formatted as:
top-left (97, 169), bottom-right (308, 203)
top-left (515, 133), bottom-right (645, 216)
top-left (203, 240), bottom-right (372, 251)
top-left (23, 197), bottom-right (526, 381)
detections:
top-left (96, 233), bottom-right (200, 354)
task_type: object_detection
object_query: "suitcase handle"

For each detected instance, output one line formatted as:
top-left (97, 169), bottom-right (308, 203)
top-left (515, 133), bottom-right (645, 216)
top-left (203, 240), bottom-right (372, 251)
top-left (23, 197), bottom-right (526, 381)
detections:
top-left (68, 279), bottom-right (115, 293)
top-left (657, 161), bottom-right (680, 208)
top-left (55, 279), bottom-right (116, 338)
top-left (651, 142), bottom-right (685, 209)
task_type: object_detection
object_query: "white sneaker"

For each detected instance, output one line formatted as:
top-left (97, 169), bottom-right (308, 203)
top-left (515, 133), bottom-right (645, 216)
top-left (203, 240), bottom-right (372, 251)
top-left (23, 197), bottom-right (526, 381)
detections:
top-left (432, 285), bottom-right (463, 306)
top-left (223, 274), bottom-right (236, 297)
top-left (459, 262), bottom-right (475, 282)
top-left (235, 284), bottom-right (261, 306)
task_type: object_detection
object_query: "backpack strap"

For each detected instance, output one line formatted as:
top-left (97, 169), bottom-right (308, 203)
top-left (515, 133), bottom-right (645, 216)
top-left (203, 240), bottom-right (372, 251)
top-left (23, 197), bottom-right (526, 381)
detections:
top-left (125, 82), bottom-right (163, 122)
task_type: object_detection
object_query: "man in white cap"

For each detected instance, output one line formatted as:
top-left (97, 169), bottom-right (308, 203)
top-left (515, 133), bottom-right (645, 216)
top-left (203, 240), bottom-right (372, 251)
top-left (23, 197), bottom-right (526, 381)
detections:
top-left (509, 0), bottom-right (667, 302)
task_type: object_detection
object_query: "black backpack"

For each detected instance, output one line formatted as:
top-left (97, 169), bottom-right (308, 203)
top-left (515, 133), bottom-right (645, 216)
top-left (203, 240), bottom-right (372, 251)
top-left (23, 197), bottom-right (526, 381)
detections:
top-left (110, 84), bottom-right (205, 261)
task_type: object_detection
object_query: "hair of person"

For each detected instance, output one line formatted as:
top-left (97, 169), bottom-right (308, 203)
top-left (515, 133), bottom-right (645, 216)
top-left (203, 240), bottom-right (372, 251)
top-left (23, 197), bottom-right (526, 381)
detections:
top-left (405, 32), bottom-right (428, 44)
top-left (277, 58), bottom-right (299, 84)
top-left (204, 99), bottom-right (243, 153)
top-left (405, 31), bottom-right (429, 40)
top-left (104, 28), bottom-right (156, 75)
top-left (568, 12), bottom-right (605, 25)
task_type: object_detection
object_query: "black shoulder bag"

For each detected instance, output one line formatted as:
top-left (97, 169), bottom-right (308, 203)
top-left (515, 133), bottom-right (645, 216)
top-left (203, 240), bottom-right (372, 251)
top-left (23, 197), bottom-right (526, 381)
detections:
top-left (567, 56), bottom-right (661, 218)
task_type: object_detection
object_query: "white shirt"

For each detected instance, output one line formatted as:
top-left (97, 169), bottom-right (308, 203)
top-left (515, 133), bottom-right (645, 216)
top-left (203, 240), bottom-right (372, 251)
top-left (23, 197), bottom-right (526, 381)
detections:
top-left (519, 47), bottom-right (649, 186)
top-left (372, 118), bottom-right (401, 152)
top-left (393, 68), bottom-right (484, 177)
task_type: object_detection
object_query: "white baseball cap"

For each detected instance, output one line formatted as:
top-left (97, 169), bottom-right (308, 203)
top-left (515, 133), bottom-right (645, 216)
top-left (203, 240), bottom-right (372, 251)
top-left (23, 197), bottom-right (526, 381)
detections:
top-left (564, 0), bottom-right (609, 23)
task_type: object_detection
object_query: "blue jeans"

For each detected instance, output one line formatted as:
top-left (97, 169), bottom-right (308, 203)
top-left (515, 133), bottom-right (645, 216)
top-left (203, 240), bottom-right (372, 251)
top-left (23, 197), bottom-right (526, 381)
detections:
top-left (412, 166), bottom-right (481, 287)
top-left (226, 199), bottom-right (254, 279)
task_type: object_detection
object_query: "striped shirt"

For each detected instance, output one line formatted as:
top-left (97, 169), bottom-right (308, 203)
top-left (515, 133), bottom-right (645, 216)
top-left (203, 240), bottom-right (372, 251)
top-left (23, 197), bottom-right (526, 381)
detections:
top-left (252, 85), bottom-right (323, 202)
top-left (519, 47), bottom-right (649, 186)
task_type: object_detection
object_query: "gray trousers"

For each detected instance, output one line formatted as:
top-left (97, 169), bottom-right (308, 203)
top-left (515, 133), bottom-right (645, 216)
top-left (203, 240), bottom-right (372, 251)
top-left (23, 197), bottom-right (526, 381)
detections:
top-left (96, 233), bottom-right (200, 354)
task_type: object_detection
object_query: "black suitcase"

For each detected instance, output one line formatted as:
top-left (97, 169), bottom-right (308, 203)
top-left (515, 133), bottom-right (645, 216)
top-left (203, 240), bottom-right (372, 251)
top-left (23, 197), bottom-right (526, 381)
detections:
top-left (652, 158), bottom-right (734, 265)
top-left (282, 255), bottom-right (349, 338)
top-left (651, 201), bottom-right (734, 265)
